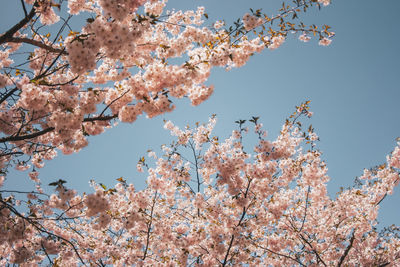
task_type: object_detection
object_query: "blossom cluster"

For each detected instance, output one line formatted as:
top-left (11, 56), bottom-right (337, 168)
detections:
top-left (1, 108), bottom-right (399, 265)
top-left (242, 13), bottom-right (263, 31)
top-left (0, 0), bottom-right (334, 178)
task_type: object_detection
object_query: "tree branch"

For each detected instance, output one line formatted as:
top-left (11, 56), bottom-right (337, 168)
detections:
top-left (0, 198), bottom-right (87, 266)
top-left (0, 4), bottom-right (36, 45)
top-left (299, 186), bottom-right (311, 232)
top-left (222, 235), bottom-right (235, 267)
top-left (222, 179), bottom-right (253, 266)
top-left (142, 192), bottom-right (158, 260)
top-left (7, 37), bottom-right (67, 54)
top-left (0, 87), bottom-right (19, 106)
top-left (250, 240), bottom-right (306, 266)
top-left (84, 114), bottom-right (118, 122)
top-left (299, 234), bottom-right (327, 266)
top-left (337, 230), bottom-right (355, 267)
top-left (0, 114), bottom-right (119, 143)
top-left (0, 127), bottom-right (54, 143)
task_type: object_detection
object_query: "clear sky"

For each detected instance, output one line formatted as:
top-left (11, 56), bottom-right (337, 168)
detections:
top-left (2, 0), bottom-right (400, 228)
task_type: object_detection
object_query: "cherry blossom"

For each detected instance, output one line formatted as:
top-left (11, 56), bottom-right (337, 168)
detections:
top-left (0, 103), bottom-right (399, 265)
top-left (0, 0), bottom-right (334, 176)
top-left (319, 37), bottom-right (333, 46)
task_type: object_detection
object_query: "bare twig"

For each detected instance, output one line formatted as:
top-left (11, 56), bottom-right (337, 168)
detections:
top-left (0, 127), bottom-right (55, 143)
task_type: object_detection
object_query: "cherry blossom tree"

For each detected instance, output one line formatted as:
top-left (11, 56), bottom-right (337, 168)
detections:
top-left (6, 1), bottom-right (400, 266)
top-left (0, 102), bottom-right (399, 265)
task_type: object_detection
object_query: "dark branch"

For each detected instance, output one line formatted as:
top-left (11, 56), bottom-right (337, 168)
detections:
top-left (0, 114), bottom-right (118, 143)
top-left (299, 186), bottom-right (311, 232)
top-left (0, 87), bottom-right (19, 106)
top-left (300, 234), bottom-right (327, 266)
top-left (98, 90), bottom-right (130, 118)
top-left (84, 114), bottom-right (118, 122)
top-left (337, 230), bottom-right (355, 267)
top-left (20, 0), bottom-right (28, 17)
top-left (251, 240), bottom-right (306, 266)
top-left (376, 193), bottom-right (388, 206)
top-left (142, 192), bottom-right (158, 260)
top-left (221, 235), bottom-right (235, 267)
top-left (222, 179), bottom-right (253, 266)
top-left (0, 127), bottom-right (54, 143)
top-left (0, 198), bottom-right (87, 266)
top-left (0, 4), bottom-right (36, 45)
top-left (7, 37), bottom-right (67, 54)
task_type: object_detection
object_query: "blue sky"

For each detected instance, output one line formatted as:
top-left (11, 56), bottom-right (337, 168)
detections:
top-left (2, 0), bottom-right (400, 227)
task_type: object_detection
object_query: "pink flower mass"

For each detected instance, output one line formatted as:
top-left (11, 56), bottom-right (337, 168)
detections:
top-left (0, 0), bottom-right (399, 266)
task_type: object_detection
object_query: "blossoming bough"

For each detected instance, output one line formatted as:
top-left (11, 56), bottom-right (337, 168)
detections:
top-left (1, 102), bottom-right (399, 265)
top-left (0, 0), bottom-right (334, 175)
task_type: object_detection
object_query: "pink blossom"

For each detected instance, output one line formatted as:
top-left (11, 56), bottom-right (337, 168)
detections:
top-left (299, 34), bottom-right (311, 42)
top-left (213, 20), bottom-right (225, 29)
top-left (269, 36), bottom-right (285, 50)
top-left (319, 37), bottom-right (332, 46)
top-left (318, 0), bottom-right (331, 6)
top-left (242, 13), bottom-right (264, 31)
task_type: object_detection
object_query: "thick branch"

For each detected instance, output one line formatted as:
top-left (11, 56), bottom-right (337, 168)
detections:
top-left (337, 230), bottom-right (355, 267)
top-left (84, 114), bottom-right (118, 122)
top-left (7, 37), bottom-right (67, 54)
top-left (0, 115), bottom-right (118, 143)
top-left (0, 87), bottom-right (19, 106)
top-left (0, 127), bottom-right (54, 143)
top-left (0, 4), bottom-right (36, 45)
